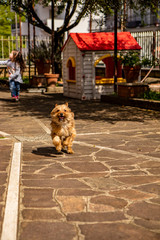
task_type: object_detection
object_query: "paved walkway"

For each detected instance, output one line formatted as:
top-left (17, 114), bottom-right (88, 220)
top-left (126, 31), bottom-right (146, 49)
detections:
top-left (0, 89), bottom-right (160, 240)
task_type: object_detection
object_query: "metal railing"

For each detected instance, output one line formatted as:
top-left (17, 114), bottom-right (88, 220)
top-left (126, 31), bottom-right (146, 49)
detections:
top-left (0, 36), bottom-right (28, 60)
top-left (0, 35), bottom-right (51, 79)
top-left (0, 35), bottom-right (50, 61)
top-left (131, 31), bottom-right (160, 62)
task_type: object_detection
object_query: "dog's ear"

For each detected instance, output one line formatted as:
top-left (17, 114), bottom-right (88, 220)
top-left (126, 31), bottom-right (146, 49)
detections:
top-left (51, 106), bottom-right (56, 116)
top-left (50, 109), bottom-right (54, 117)
top-left (65, 102), bottom-right (68, 107)
top-left (55, 104), bottom-right (57, 107)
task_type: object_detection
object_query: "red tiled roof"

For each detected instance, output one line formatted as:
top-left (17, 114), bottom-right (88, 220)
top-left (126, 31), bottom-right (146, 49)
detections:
top-left (67, 32), bottom-right (141, 51)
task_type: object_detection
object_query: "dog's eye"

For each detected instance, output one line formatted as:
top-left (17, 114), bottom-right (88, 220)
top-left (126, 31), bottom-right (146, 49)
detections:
top-left (64, 109), bottom-right (67, 112)
top-left (57, 110), bottom-right (60, 112)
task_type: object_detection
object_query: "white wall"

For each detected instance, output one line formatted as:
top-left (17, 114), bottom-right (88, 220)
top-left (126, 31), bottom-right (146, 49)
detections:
top-left (35, 4), bottom-right (50, 21)
top-left (62, 38), bottom-right (82, 99)
top-left (69, 17), bottom-right (89, 33)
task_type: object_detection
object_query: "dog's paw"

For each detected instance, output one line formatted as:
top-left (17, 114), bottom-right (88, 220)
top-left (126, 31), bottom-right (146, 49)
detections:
top-left (67, 148), bottom-right (74, 154)
top-left (56, 146), bottom-right (62, 153)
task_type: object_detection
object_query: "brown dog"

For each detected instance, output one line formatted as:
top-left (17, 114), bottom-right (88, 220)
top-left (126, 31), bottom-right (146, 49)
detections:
top-left (50, 103), bottom-right (76, 154)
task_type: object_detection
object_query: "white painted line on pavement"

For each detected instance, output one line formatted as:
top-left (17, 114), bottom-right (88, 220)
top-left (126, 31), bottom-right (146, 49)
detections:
top-left (0, 131), bottom-right (10, 137)
top-left (77, 131), bottom-right (110, 136)
top-left (33, 118), bottom-right (51, 135)
top-left (1, 142), bottom-right (21, 240)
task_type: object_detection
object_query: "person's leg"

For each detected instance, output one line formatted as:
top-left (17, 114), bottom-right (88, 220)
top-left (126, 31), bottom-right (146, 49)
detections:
top-left (15, 82), bottom-right (20, 99)
top-left (9, 80), bottom-right (16, 98)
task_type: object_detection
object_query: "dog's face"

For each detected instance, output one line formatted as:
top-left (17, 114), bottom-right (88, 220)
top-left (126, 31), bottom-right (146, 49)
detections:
top-left (51, 102), bottom-right (74, 124)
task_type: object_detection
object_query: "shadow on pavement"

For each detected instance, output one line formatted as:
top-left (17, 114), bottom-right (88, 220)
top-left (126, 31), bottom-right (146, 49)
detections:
top-left (0, 98), bottom-right (14, 102)
top-left (0, 89), bottom-right (160, 123)
top-left (32, 146), bottom-right (64, 157)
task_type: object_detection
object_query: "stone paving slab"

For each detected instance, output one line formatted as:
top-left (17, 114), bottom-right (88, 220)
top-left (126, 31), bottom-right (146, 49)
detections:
top-left (0, 90), bottom-right (160, 240)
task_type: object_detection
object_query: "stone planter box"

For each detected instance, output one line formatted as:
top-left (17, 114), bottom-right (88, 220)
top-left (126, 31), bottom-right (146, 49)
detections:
top-left (30, 75), bottom-right (46, 87)
top-left (35, 61), bottom-right (50, 75)
top-left (149, 83), bottom-right (160, 93)
top-left (101, 94), bottom-right (160, 111)
top-left (117, 83), bottom-right (149, 98)
top-left (44, 73), bottom-right (59, 87)
top-left (141, 68), bottom-right (160, 79)
top-left (123, 66), bottom-right (141, 83)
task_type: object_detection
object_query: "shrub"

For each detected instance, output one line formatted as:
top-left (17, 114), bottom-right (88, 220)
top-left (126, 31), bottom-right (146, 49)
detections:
top-left (143, 90), bottom-right (160, 101)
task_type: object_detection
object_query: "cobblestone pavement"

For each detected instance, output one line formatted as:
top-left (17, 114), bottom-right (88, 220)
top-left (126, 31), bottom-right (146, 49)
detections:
top-left (0, 89), bottom-right (160, 240)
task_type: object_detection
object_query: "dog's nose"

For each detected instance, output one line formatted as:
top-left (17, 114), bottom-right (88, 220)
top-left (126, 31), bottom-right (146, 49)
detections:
top-left (60, 113), bottom-right (63, 117)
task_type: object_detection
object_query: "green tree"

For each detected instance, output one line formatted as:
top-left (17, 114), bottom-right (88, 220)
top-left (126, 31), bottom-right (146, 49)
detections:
top-left (94, 0), bottom-right (160, 12)
top-left (0, 5), bottom-right (15, 36)
top-left (0, 4), bottom-right (26, 58)
top-left (0, 5), bottom-right (15, 58)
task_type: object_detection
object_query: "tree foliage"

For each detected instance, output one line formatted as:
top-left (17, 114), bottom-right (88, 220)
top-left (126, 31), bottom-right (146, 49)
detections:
top-left (94, 0), bottom-right (160, 15)
top-left (0, 5), bottom-right (15, 36)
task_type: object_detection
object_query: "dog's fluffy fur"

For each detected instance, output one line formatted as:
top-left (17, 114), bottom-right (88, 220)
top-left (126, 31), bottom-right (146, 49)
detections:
top-left (50, 102), bottom-right (76, 154)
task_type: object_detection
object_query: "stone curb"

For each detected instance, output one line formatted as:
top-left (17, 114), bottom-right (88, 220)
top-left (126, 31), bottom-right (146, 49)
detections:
top-left (101, 95), bottom-right (160, 111)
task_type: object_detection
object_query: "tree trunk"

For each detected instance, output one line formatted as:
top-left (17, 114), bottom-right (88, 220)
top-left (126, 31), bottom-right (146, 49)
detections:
top-left (51, 0), bottom-right (55, 74)
top-left (54, 32), bottom-right (65, 77)
top-left (114, 6), bottom-right (118, 93)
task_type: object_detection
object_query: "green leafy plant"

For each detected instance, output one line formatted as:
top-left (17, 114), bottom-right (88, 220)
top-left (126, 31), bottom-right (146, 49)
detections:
top-left (143, 90), bottom-right (160, 101)
top-left (120, 51), bottom-right (152, 67)
top-left (30, 40), bottom-right (52, 63)
top-left (141, 57), bottom-right (152, 67)
top-left (22, 76), bottom-right (29, 84)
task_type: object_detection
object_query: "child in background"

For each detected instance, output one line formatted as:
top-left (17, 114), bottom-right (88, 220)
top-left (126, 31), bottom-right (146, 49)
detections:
top-left (0, 50), bottom-right (25, 101)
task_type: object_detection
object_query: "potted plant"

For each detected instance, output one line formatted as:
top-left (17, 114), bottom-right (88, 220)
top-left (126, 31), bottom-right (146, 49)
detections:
top-left (120, 51), bottom-right (151, 83)
top-left (30, 40), bottom-right (52, 75)
top-left (30, 40), bottom-right (59, 88)
top-left (44, 73), bottom-right (59, 87)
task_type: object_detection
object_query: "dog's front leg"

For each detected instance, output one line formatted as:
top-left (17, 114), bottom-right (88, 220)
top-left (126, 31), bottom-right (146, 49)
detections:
top-left (52, 136), bottom-right (62, 152)
top-left (63, 135), bottom-right (74, 154)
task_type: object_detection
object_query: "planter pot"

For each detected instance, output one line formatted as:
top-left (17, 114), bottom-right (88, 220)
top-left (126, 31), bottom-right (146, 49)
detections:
top-left (117, 83), bottom-right (149, 98)
top-left (30, 75), bottom-right (46, 87)
top-left (123, 65), bottom-right (141, 83)
top-left (44, 73), bottom-right (59, 87)
top-left (35, 60), bottom-right (50, 75)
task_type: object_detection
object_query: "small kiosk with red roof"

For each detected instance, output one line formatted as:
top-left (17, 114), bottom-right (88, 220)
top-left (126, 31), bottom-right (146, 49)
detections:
top-left (62, 32), bottom-right (141, 100)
